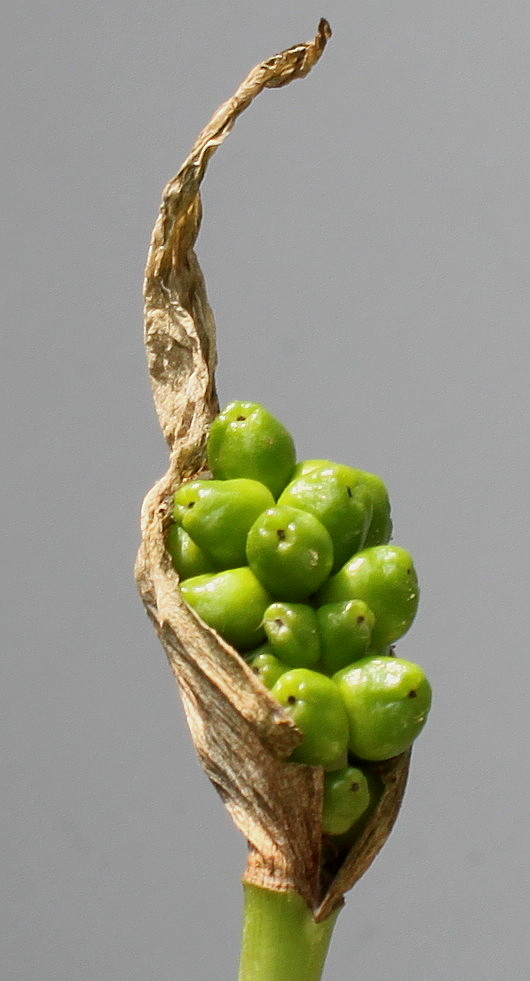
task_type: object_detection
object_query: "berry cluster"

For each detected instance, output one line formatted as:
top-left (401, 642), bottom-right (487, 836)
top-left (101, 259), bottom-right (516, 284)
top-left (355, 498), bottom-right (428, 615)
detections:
top-left (167, 401), bottom-right (431, 837)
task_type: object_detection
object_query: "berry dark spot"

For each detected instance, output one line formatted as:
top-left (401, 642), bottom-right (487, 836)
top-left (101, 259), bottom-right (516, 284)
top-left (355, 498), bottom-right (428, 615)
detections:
top-left (277, 528), bottom-right (286, 541)
top-left (350, 782), bottom-right (360, 792)
top-left (287, 695), bottom-right (297, 705)
top-left (274, 618), bottom-right (284, 628)
top-left (346, 486), bottom-right (353, 498)
top-left (236, 415), bottom-right (246, 421)
top-left (187, 501), bottom-right (195, 508)
top-left (356, 615), bottom-right (365, 624)
top-left (407, 689), bottom-right (417, 698)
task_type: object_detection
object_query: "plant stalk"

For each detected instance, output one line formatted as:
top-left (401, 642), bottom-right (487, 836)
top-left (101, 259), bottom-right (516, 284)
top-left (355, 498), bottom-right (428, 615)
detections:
top-left (237, 884), bottom-right (340, 981)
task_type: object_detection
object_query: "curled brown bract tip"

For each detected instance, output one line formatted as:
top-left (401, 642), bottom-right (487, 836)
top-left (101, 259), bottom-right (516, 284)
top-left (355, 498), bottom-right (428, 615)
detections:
top-left (136, 22), bottom-right (410, 917)
top-left (262, 18), bottom-right (332, 89)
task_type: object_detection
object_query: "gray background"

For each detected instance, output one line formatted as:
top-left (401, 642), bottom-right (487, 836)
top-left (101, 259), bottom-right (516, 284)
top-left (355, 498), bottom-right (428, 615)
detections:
top-left (3, 2), bottom-right (529, 978)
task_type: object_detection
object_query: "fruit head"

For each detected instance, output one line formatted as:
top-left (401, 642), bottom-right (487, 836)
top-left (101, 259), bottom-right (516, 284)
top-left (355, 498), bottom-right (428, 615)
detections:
top-left (334, 656), bottom-right (432, 761)
top-left (316, 545), bottom-right (419, 648)
top-left (246, 505), bottom-right (334, 601)
top-left (180, 567), bottom-right (271, 651)
top-left (206, 401), bottom-right (296, 498)
top-left (271, 668), bottom-right (350, 769)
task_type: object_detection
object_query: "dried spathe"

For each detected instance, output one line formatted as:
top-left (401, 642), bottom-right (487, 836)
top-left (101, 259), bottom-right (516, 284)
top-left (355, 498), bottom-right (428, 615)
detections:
top-left (136, 21), bottom-right (415, 919)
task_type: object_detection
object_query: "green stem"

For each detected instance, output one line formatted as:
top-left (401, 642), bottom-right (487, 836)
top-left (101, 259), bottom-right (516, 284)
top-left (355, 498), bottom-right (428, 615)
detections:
top-left (237, 884), bottom-right (340, 981)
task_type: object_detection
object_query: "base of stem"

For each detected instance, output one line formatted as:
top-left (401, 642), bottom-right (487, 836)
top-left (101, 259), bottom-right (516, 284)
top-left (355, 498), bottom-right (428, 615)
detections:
top-left (238, 883), bottom-right (340, 981)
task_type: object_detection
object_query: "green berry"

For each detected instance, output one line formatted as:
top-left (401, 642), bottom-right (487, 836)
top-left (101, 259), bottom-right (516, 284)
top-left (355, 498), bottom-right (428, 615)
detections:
top-left (207, 401), bottom-right (296, 498)
top-left (278, 464), bottom-right (373, 571)
top-left (165, 523), bottom-right (215, 580)
top-left (289, 460), bottom-right (392, 549)
top-left (263, 602), bottom-right (320, 669)
top-left (334, 656), bottom-right (432, 761)
top-left (245, 646), bottom-right (288, 689)
top-left (246, 505), bottom-right (334, 601)
top-left (322, 766), bottom-right (372, 835)
top-left (316, 545), bottom-right (419, 648)
top-left (290, 459), bottom-right (333, 480)
top-left (356, 471), bottom-right (392, 547)
top-left (317, 600), bottom-right (375, 674)
top-left (270, 669), bottom-right (349, 769)
top-left (173, 478), bottom-right (274, 569)
top-left (180, 567), bottom-right (271, 652)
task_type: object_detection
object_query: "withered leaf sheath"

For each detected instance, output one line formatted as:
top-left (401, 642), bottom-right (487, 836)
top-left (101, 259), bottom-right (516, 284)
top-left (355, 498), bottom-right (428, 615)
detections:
top-left (135, 20), bottom-right (410, 921)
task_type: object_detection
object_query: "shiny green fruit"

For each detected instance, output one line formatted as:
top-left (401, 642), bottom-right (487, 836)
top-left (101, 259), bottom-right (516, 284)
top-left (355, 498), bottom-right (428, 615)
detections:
top-left (317, 600), bottom-right (375, 674)
top-left (278, 465), bottom-right (373, 571)
top-left (207, 401), bottom-right (296, 498)
top-left (271, 669), bottom-right (349, 769)
top-left (246, 506), bottom-right (334, 601)
top-left (290, 459), bottom-right (332, 480)
top-left (316, 545), bottom-right (419, 648)
top-left (263, 602), bottom-right (320, 669)
top-left (290, 460), bottom-right (392, 549)
top-left (334, 656), bottom-right (432, 761)
top-left (180, 568), bottom-right (271, 652)
top-left (245, 646), bottom-right (288, 690)
top-left (322, 766), bottom-right (372, 835)
top-left (165, 523), bottom-right (215, 580)
top-left (173, 478), bottom-right (274, 569)
top-left (358, 471), bottom-right (392, 547)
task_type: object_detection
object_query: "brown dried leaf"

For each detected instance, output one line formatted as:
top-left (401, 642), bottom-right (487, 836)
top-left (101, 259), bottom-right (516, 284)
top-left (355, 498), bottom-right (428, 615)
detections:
top-left (135, 20), bottom-right (410, 918)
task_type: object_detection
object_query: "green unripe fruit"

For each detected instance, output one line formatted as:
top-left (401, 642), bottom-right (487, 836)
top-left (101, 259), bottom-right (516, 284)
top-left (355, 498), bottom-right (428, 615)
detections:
top-left (246, 506), bottom-right (334, 601)
top-left (165, 523), bottom-right (215, 580)
top-left (180, 568), bottom-right (271, 652)
top-left (317, 600), bottom-right (375, 675)
top-left (245, 646), bottom-right (288, 690)
top-left (173, 478), bottom-right (274, 570)
top-left (263, 602), bottom-right (320, 669)
top-left (207, 401), bottom-right (296, 498)
top-left (334, 656), bottom-right (432, 761)
top-left (322, 766), bottom-right (372, 835)
top-left (270, 669), bottom-right (350, 769)
top-left (289, 460), bottom-right (392, 550)
top-left (356, 472), bottom-right (392, 547)
top-left (278, 464), bottom-right (373, 571)
top-left (316, 545), bottom-right (419, 648)
top-left (290, 459), bottom-right (333, 480)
